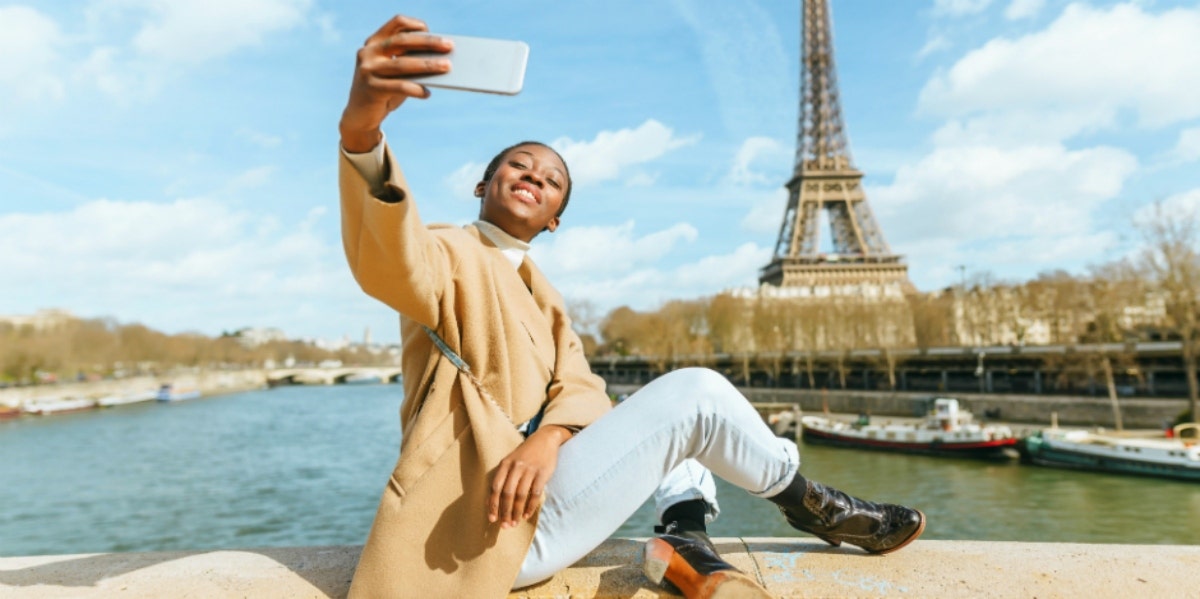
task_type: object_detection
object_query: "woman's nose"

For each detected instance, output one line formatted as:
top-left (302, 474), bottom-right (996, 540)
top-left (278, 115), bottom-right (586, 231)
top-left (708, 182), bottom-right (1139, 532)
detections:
top-left (521, 172), bottom-right (544, 187)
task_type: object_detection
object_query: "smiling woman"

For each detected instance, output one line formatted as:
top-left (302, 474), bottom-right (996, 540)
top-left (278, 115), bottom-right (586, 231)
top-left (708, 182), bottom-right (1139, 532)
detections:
top-left (334, 12), bottom-right (924, 599)
top-left (475, 142), bottom-right (572, 241)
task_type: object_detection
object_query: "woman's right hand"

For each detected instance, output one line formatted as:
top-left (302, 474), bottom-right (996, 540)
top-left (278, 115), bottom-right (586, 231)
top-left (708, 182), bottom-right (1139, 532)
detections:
top-left (339, 15), bottom-right (454, 152)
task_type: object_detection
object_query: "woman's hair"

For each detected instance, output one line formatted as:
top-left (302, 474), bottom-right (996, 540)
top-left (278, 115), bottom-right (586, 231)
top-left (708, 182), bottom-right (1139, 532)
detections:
top-left (480, 141), bottom-right (572, 216)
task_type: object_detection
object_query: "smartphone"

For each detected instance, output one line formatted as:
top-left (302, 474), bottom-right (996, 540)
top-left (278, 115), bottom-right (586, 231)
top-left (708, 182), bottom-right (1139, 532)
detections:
top-left (408, 34), bottom-right (529, 95)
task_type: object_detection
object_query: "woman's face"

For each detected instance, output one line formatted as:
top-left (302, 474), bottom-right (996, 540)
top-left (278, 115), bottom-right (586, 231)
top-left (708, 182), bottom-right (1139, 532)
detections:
top-left (476, 144), bottom-right (568, 242)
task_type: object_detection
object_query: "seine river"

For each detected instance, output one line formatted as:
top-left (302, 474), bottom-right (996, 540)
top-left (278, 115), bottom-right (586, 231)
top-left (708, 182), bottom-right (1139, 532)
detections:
top-left (2, 384), bottom-right (1197, 557)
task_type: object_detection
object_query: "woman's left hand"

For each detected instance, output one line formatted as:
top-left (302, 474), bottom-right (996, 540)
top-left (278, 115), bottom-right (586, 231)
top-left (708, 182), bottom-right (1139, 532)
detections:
top-left (488, 425), bottom-right (573, 528)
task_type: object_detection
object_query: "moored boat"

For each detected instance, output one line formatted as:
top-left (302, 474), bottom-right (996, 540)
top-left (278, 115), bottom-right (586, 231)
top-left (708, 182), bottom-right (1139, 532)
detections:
top-left (1018, 424), bottom-right (1200, 482)
top-left (800, 398), bottom-right (1019, 459)
top-left (23, 397), bottom-right (97, 416)
top-left (0, 405), bottom-right (21, 420)
top-left (97, 390), bottom-right (158, 408)
top-left (155, 384), bottom-right (201, 402)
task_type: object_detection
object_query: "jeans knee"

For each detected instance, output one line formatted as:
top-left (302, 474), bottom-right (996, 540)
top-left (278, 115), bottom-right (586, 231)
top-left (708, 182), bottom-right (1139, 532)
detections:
top-left (663, 368), bottom-right (738, 409)
top-left (667, 367), bottom-right (730, 390)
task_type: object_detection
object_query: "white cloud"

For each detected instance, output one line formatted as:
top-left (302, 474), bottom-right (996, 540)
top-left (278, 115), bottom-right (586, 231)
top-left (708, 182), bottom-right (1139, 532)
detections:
top-left (1133, 188), bottom-right (1200, 225)
top-left (916, 35), bottom-right (952, 60)
top-left (543, 241), bottom-right (771, 312)
top-left (625, 172), bottom-right (660, 187)
top-left (237, 128), bottom-right (283, 149)
top-left (551, 120), bottom-right (700, 187)
top-left (530, 221), bottom-right (698, 277)
top-left (313, 12), bottom-right (340, 44)
top-left (0, 0), bottom-right (320, 118)
top-left (0, 6), bottom-right (65, 104)
top-left (1004, 0), bottom-right (1045, 21)
top-left (919, 3), bottom-right (1200, 132)
top-left (444, 161), bottom-right (485, 200)
top-left (1172, 127), bottom-right (1200, 164)
top-left (224, 166), bottom-right (277, 192)
top-left (930, 107), bottom-right (1116, 147)
top-left (740, 188), bottom-right (789, 235)
top-left (727, 137), bottom-right (788, 186)
top-left (933, 0), bottom-right (994, 17)
top-left (669, 242), bottom-right (771, 290)
top-left (0, 197), bottom-right (356, 334)
top-left (669, 0), bottom-right (791, 138)
top-left (121, 0), bottom-right (315, 64)
top-left (870, 143), bottom-right (1137, 281)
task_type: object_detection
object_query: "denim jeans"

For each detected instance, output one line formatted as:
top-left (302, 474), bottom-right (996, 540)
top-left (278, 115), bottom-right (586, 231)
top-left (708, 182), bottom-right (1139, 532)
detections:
top-left (513, 367), bottom-right (800, 588)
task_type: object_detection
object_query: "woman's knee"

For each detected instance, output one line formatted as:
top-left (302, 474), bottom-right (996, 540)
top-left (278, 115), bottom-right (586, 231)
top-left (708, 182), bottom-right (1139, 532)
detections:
top-left (669, 367), bottom-right (736, 395)
top-left (652, 368), bottom-right (740, 408)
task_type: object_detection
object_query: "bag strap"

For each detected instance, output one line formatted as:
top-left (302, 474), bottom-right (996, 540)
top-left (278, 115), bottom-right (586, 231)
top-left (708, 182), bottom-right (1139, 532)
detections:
top-left (423, 325), bottom-right (473, 374)
top-left (423, 325), bottom-right (544, 435)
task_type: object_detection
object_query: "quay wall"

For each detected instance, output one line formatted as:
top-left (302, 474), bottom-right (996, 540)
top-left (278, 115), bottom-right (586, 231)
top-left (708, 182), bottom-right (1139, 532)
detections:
top-left (2, 538), bottom-right (1197, 598)
top-left (0, 370), bottom-right (269, 407)
top-left (4, 368), bottom-right (1186, 430)
top-left (609, 383), bottom-right (1188, 429)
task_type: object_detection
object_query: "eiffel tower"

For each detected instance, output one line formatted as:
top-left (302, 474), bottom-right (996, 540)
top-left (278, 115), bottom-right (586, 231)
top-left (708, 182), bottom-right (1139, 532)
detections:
top-left (759, 0), bottom-right (910, 296)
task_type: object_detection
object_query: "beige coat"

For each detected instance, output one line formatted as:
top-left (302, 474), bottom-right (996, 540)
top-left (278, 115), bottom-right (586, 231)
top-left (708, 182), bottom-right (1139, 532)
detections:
top-left (339, 147), bottom-right (612, 598)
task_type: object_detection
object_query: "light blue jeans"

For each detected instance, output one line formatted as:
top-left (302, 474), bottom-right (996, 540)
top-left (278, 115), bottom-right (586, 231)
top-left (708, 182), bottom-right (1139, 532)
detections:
top-left (513, 367), bottom-right (800, 588)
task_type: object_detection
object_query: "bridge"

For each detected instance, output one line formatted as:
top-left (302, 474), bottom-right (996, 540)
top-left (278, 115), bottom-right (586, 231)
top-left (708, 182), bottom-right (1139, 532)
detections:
top-left (265, 367), bottom-right (403, 387)
top-left (589, 340), bottom-right (1196, 399)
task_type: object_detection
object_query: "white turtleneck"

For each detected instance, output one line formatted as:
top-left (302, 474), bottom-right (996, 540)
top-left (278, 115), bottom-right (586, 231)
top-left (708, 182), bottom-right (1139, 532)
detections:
top-left (343, 138), bottom-right (529, 270)
top-left (473, 220), bottom-right (529, 269)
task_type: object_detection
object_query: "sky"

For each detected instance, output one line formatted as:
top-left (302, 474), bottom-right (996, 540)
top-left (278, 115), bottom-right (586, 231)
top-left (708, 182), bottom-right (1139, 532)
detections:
top-left (2, 0), bottom-right (1199, 344)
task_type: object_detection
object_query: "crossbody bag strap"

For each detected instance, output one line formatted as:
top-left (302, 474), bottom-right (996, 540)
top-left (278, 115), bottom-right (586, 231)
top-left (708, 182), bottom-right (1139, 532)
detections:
top-left (423, 325), bottom-right (545, 436)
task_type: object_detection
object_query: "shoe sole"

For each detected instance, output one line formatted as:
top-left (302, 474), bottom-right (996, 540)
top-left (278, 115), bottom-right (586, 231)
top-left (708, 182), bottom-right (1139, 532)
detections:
top-left (868, 509), bottom-right (926, 555)
top-left (643, 537), bottom-right (775, 598)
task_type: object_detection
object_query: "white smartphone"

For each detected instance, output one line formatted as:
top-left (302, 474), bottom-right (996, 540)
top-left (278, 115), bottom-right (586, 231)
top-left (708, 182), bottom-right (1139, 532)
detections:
top-left (408, 34), bottom-right (529, 95)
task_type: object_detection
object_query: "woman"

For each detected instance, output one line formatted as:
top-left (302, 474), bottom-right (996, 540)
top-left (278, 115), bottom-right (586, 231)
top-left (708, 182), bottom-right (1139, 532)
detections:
top-left (338, 15), bottom-right (924, 599)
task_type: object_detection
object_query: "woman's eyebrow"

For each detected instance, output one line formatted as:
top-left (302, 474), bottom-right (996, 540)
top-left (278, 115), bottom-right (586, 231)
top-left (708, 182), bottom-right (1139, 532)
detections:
top-left (512, 150), bottom-right (566, 178)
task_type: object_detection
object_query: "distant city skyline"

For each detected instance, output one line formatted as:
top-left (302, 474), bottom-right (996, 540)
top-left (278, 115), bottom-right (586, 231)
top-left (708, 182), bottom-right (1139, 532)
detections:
top-left (2, 1), bottom-right (1199, 343)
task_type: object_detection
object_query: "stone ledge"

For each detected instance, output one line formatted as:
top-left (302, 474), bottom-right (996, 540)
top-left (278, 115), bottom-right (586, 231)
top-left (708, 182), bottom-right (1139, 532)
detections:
top-left (2, 538), bottom-right (1197, 598)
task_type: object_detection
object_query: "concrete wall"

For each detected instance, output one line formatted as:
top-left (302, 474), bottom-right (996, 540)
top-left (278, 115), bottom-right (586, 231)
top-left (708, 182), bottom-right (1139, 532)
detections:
top-left (609, 384), bottom-right (1188, 429)
top-left (2, 538), bottom-right (1197, 598)
top-left (741, 388), bottom-right (1185, 429)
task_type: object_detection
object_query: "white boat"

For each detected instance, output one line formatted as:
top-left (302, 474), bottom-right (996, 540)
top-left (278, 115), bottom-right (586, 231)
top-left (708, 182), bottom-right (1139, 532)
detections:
top-left (800, 398), bottom-right (1019, 459)
top-left (155, 384), bottom-right (202, 402)
top-left (23, 397), bottom-right (97, 416)
top-left (1019, 424), bottom-right (1200, 482)
top-left (96, 390), bottom-right (158, 407)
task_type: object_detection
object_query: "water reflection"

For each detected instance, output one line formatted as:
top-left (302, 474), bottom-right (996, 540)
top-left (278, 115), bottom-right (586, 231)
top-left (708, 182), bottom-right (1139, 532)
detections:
top-left (1, 385), bottom-right (1196, 558)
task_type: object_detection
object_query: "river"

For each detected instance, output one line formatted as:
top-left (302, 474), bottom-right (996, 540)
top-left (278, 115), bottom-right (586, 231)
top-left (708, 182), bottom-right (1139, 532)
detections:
top-left (1, 384), bottom-right (1197, 557)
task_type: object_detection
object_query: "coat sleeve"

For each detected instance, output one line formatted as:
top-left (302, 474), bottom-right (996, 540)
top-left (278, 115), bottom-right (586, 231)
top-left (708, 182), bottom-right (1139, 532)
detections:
top-left (339, 143), bottom-right (448, 329)
top-left (537, 299), bottom-right (612, 430)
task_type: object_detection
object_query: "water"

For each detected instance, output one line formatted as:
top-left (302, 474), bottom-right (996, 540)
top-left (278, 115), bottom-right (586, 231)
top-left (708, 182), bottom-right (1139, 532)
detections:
top-left (2, 385), bottom-right (1198, 557)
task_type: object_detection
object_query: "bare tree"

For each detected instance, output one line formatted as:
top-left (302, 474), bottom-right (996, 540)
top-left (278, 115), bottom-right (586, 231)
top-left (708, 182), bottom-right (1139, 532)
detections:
top-left (1140, 201), bottom-right (1200, 423)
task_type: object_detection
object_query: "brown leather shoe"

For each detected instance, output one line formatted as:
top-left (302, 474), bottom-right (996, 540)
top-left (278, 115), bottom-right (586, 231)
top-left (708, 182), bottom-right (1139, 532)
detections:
top-left (769, 477), bottom-right (925, 555)
top-left (642, 535), bottom-right (774, 598)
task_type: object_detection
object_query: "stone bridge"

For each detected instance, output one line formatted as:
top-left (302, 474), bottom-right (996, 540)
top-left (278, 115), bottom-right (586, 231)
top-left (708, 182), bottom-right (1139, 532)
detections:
top-left (265, 367), bottom-right (403, 387)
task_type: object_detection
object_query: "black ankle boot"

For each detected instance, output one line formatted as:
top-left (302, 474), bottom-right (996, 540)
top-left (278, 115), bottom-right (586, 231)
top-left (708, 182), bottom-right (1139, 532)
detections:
top-left (768, 476), bottom-right (925, 555)
top-left (655, 499), bottom-right (717, 554)
top-left (642, 535), bottom-right (772, 598)
top-left (645, 500), bottom-right (771, 597)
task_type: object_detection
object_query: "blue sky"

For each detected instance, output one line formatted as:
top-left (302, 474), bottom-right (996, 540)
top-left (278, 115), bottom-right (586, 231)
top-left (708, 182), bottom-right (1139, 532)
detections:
top-left (2, 0), bottom-right (1199, 343)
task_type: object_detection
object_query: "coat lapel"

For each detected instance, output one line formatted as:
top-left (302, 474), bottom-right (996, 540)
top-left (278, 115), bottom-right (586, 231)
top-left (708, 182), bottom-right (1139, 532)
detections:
top-left (467, 226), bottom-right (556, 378)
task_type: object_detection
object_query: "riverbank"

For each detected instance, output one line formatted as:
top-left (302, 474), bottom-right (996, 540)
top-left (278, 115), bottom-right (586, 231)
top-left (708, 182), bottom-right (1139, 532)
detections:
top-left (608, 383), bottom-right (1188, 430)
top-left (0, 370), bottom-right (269, 410)
top-left (2, 538), bottom-right (1196, 598)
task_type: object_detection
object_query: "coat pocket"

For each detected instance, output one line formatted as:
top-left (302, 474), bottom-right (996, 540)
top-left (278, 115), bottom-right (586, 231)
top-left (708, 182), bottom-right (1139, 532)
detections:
top-left (391, 400), bottom-right (470, 492)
